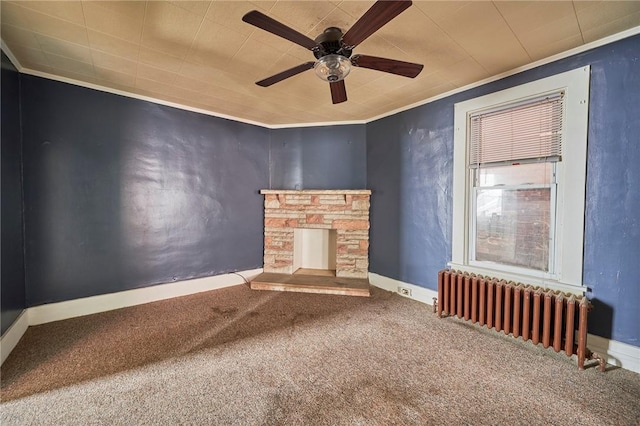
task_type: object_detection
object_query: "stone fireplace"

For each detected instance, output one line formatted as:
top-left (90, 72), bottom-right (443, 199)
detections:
top-left (251, 189), bottom-right (371, 296)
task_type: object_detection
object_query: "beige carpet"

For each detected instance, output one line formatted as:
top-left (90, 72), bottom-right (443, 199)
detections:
top-left (1, 284), bottom-right (639, 425)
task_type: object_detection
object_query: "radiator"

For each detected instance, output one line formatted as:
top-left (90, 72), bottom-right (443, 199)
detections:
top-left (435, 269), bottom-right (605, 371)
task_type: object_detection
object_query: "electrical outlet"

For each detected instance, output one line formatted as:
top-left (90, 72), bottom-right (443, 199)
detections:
top-left (398, 286), bottom-right (412, 297)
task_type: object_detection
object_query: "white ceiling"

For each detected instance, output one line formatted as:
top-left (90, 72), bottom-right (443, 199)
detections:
top-left (2, 1), bottom-right (640, 126)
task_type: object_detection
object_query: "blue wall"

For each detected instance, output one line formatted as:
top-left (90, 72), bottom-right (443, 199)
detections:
top-left (270, 125), bottom-right (366, 190)
top-left (20, 76), bottom-right (270, 306)
top-left (367, 101), bottom-right (453, 285)
top-left (1, 52), bottom-right (26, 335)
top-left (367, 35), bottom-right (640, 346)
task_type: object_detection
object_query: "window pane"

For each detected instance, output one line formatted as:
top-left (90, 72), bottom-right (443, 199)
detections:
top-left (475, 188), bottom-right (551, 271)
top-left (477, 163), bottom-right (553, 186)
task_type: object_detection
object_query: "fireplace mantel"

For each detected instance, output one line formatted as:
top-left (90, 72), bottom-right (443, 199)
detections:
top-left (252, 189), bottom-right (372, 296)
top-left (260, 189), bottom-right (372, 195)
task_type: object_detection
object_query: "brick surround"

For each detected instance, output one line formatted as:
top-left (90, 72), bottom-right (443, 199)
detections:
top-left (260, 189), bottom-right (371, 279)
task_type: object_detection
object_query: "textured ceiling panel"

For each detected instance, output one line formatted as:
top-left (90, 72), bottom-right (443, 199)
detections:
top-left (1, 0), bottom-right (639, 126)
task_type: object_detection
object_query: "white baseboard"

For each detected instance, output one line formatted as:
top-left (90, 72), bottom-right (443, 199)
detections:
top-left (369, 272), bottom-right (438, 306)
top-left (369, 272), bottom-right (640, 375)
top-left (0, 269), bottom-right (262, 365)
top-left (1, 310), bottom-right (29, 365)
top-left (28, 269), bottom-right (263, 326)
top-left (587, 333), bottom-right (640, 374)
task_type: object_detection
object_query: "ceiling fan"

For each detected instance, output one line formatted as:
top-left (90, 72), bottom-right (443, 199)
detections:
top-left (242, 0), bottom-right (424, 104)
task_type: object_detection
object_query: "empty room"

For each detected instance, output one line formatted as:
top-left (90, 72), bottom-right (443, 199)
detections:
top-left (1, 1), bottom-right (639, 424)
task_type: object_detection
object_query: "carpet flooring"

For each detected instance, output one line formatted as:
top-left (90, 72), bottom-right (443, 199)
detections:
top-left (1, 284), bottom-right (639, 425)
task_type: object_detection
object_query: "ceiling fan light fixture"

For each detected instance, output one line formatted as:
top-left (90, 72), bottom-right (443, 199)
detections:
top-left (314, 54), bottom-right (351, 82)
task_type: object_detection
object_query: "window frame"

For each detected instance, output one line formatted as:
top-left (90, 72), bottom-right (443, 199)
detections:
top-left (451, 66), bottom-right (590, 294)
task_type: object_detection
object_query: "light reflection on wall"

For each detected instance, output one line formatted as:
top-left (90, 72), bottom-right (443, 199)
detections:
top-left (120, 135), bottom-right (225, 271)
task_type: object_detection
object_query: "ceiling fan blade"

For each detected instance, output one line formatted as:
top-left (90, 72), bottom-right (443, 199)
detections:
top-left (341, 0), bottom-right (412, 48)
top-left (242, 11), bottom-right (318, 50)
top-left (256, 62), bottom-right (316, 87)
top-left (330, 80), bottom-right (347, 104)
top-left (351, 54), bottom-right (423, 78)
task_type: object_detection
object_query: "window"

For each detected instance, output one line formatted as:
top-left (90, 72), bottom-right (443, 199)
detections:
top-left (451, 67), bottom-right (590, 293)
top-left (470, 93), bottom-right (562, 276)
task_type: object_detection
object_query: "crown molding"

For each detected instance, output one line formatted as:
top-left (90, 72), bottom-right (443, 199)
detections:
top-left (366, 25), bottom-right (640, 123)
top-left (3, 25), bottom-right (639, 129)
top-left (1, 39), bottom-right (22, 71)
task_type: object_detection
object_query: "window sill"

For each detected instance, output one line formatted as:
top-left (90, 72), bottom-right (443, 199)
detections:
top-left (447, 262), bottom-right (585, 296)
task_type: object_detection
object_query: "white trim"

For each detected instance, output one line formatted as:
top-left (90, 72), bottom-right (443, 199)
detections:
top-left (370, 273), bottom-right (640, 374)
top-left (1, 269), bottom-right (260, 364)
top-left (269, 120), bottom-right (367, 129)
top-left (3, 27), bottom-right (639, 129)
top-left (587, 333), bottom-right (640, 374)
top-left (1, 310), bottom-right (29, 365)
top-left (28, 269), bottom-right (262, 326)
top-left (23, 68), bottom-right (274, 129)
top-left (1, 40), bottom-right (22, 71)
top-left (20, 67), bottom-right (367, 130)
top-left (369, 273), bottom-right (438, 306)
top-left (452, 66), bottom-right (590, 292)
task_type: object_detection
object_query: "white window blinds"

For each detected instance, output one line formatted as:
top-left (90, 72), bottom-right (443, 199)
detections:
top-left (469, 92), bottom-right (564, 167)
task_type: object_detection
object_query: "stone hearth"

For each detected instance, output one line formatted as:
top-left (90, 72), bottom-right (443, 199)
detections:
top-left (251, 189), bottom-right (371, 296)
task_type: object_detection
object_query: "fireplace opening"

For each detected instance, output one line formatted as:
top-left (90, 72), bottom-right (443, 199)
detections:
top-left (293, 228), bottom-right (337, 276)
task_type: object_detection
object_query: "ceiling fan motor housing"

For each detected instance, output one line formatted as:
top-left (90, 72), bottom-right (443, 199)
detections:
top-left (313, 27), bottom-right (352, 59)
